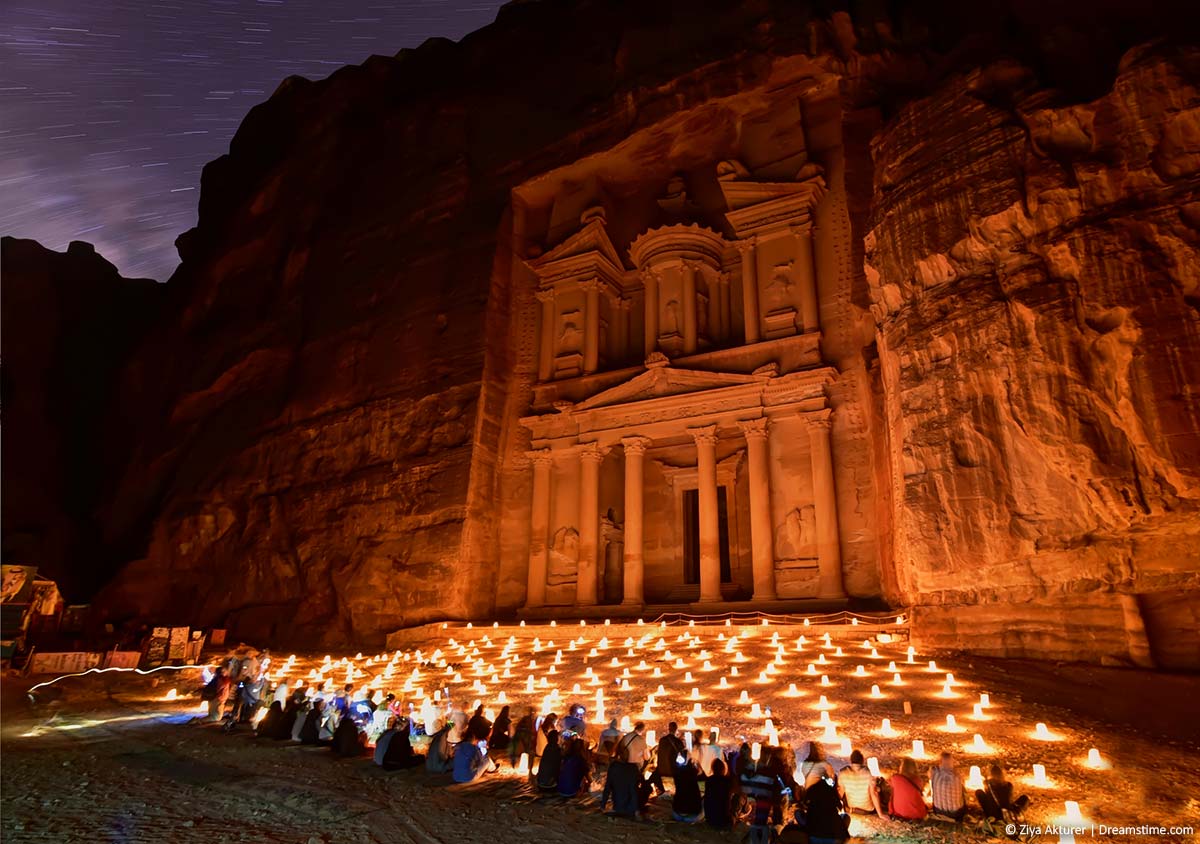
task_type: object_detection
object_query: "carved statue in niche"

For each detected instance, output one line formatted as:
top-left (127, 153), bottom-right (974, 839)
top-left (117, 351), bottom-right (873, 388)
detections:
top-left (766, 261), bottom-right (795, 310)
top-left (558, 310), bottom-right (583, 352)
top-left (664, 299), bottom-right (681, 335)
top-left (775, 505), bottom-right (817, 560)
top-left (547, 526), bottom-right (580, 586)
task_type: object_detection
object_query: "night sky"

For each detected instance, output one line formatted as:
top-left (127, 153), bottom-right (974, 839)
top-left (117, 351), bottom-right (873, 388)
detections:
top-left (1, 1), bottom-right (507, 281)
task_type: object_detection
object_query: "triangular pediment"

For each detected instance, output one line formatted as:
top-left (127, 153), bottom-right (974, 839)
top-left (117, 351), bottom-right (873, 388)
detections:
top-left (573, 364), bottom-right (766, 411)
top-left (527, 217), bottom-right (624, 278)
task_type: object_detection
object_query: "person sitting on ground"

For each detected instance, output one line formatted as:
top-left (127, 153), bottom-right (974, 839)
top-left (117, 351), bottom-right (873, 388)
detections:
top-left (557, 736), bottom-right (593, 797)
top-left (930, 752), bottom-right (967, 822)
top-left (290, 698), bottom-right (311, 742)
top-left (511, 707), bottom-right (537, 767)
top-left (452, 733), bottom-right (490, 783)
top-left (598, 718), bottom-right (622, 756)
top-left (333, 683), bottom-right (354, 719)
top-left (695, 728), bottom-right (722, 777)
top-left (535, 712), bottom-right (558, 764)
top-left (798, 740), bottom-right (837, 788)
top-left (467, 704), bottom-right (492, 742)
top-left (803, 773), bottom-right (850, 844)
top-left (889, 757), bottom-right (928, 820)
top-left (448, 710), bottom-right (469, 744)
top-left (425, 721), bottom-right (455, 774)
top-left (332, 712), bottom-right (367, 757)
top-left (654, 721), bottom-right (685, 795)
top-left (601, 730), bottom-right (644, 817)
top-left (671, 754), bottom-right (703, 822)
top-left (560, 704), bottom-right (587, 739)
top-left (299, 699), bottom-right (330, 746)
top-left (489, 705), bottom-right (512, 755)
top-left (280, 690), bottom-right (305, 740)
top-left (256, 700), bottom-right (285, 740)
top-left (740, 748), bottom-right (784, 844)
top-left (704, 757), bottom-right (735, 829)
top-left (535, 724), bottom-right (563, 791)
top-left (375, 717), bottom-right (425, 770)
top-left (839, 749), bottom-right (887, 819)
top-left (976, 764), bottom-right (1030, 824)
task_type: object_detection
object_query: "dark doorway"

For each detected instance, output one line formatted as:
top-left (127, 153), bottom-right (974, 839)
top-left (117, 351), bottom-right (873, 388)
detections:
top-left (682, 487), bottom-right (732, 584)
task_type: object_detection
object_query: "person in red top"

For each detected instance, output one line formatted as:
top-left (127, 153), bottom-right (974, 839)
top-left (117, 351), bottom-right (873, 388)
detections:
top-left (889, 757), bottom-right (928, 820)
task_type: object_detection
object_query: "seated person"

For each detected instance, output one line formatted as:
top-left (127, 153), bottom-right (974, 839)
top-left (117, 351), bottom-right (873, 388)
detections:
top-left (332, 714), bottom-right (367, 758)
top-left (425, 722), bottom-right (455, 774)
top-left (703, 758), bottom-right (734, 829)
top-left (797, 741), bottom-right (836, 788)
top-left (839, 749), bottom-right (887, 819)
top-left (601, 734), bottom-right (644, 817)
top-left (803, 775), bottom-right (850, 844)
top-left (671, 756), bottom-right (703, 822)
top-left (535, 728), bottom-right (563, 791)
top-left (255, 701), bottom-right (285, 739)
top-left (889, 757), bottom-right (928, 820)
top-left (299, 699), bottom-right (331, 746)
top-left (452, 734), bottom-right (489, 783)
top-left (557, 737), bottom-right (592, 797)
top-left (375, 717), bottom-right (425, 770)
top-left (976, 764), bottom-right (1031, 821)
top-left (696, 729), bottom-right (722, 777)
top-left (930, 752), bottom-right (967, 822)
top-left (560, 704), bottom-right (587, 739)
top-left (598, 718), bottom-right (622, 757)
top-left (489, 705), bottom-right (512, 753)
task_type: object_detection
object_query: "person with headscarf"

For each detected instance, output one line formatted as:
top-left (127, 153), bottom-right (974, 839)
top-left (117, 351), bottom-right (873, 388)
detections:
top-left (332, 713), bottom-right (367, 758)
top-left (557, 736), bottom-right (592, 797)
top-left (488, 705), bottom-right (512, 754)
top-left (467, 704), bottom-right (492, 742)
top-left (535, 721), bottom-right (562, 791)
top-left (511, 708), bottom-right (536, 767)
top-left (375, 717), bottom-right (425, 770)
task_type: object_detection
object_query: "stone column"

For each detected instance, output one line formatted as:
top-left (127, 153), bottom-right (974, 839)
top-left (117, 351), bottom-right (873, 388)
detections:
top-left (621, 436), bottom-right (651, 606)
top-left (576, 442), bottom-right (607, 606)
top-left (738, 418), bottom-right (777, 601)
top-left (690, 425), bottom-right (722, 603)
top-left (536, 289), bottom-right (555, 381)
top-left (615, 297), bottom-right (629, 365)
top-left (791, 223), bottom-right (819, 333)
top-left (526, 449), bottom-right (553, 607)
top-left (802, 409), bottom-right (846, 599)
top-left (735, 238), bottom-right (760, 344)
top-left (643, 269), bottom-right (660, 357)
top-left (582, 278), bottom-right (601, 374)
top-left (715, 271), bottom-right (730, 342)
top-left (682, 261), bottom-right (698, 354)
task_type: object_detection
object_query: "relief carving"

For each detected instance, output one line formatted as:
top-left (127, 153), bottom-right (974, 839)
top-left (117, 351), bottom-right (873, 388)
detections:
top-left (775, 504), bottom-right (817, 561)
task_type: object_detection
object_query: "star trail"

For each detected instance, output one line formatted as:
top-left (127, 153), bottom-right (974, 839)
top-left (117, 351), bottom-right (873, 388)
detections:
top-left (0, 0), bottom-right (505, 280)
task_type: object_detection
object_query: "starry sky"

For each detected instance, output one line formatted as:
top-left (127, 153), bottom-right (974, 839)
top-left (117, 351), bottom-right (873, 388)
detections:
top-left (0, 0), bottom-right (507, 281)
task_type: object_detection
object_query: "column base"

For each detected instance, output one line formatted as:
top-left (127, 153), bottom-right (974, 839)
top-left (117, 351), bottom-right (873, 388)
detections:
top-left (697, 596), bottom-right (722, 604)
top-left (751, 592), bottom-right (778, 603)
top-left (620, 598), bottom-right (644, 607)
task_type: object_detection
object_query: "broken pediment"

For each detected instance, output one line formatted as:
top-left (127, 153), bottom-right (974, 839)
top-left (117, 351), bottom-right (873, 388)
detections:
top-left (572, 363), bottom-right (767, 411)
top-left (526, 211), bottom-right (626, 284)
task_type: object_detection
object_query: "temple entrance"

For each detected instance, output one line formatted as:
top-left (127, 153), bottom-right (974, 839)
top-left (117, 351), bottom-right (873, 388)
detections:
top-left (682, 487), bottom-right (733, 585)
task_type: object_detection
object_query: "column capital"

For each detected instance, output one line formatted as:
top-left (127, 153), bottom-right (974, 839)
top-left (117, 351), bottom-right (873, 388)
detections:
top-left (789, 220), bottom-right (814, 238)
top-left (534, 287), bottom-right (556, 303)
top-left (801, 408), bottom-right (832, 432)
top-left (733, 236), bottom-right (757, 254)
top-left (737, 417), bottom-right (770, 440)
top-left (621, 436), bottom-right (653, 456)
top-left (580, 277), bottom-right (603, 293)
top-left (578, 441), bottom-right (610, 464)
top-left (688, 424), bottom-right (719, 447)
top-left (526, 448), bottom-right (554, 467)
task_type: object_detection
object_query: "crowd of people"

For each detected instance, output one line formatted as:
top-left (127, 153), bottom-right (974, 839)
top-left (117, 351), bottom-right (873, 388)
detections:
top-left (197, 653), bottom-right (1032, 841)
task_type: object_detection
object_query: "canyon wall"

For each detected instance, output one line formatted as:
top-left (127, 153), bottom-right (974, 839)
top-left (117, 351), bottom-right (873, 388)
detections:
top-left (866, 47), bottom-right (1200, 668)
top-left (4, 1), bottom-right (1197, 661)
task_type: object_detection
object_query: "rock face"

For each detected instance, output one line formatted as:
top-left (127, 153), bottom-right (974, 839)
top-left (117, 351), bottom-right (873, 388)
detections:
top-left (5, 1), bottom-right (1198, 662)
top-left (1, 238), bottom-right (163, 598)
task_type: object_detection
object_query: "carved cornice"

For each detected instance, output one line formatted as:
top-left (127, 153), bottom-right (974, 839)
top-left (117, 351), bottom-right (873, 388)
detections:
top-left (688, 423), bottom-right (719, 447)
top-left (628, 224), bottom-right (726, 271)
top-left (534, 288), bottom-right (556, 303)
top-left (526, 448), bottom-right (554, 467)
top-left (737, 417), bottom-right (770, 440)
top-left (733, 237), bottom-right (757, 255)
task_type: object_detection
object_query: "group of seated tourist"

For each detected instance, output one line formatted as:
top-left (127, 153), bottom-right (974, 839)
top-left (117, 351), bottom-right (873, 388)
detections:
top-left (198, 659), bottom-right (1031, 840)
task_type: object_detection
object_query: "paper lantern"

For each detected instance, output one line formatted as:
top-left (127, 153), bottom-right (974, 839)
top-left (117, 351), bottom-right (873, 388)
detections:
top-left (911, 739), bottom-right (926, 758)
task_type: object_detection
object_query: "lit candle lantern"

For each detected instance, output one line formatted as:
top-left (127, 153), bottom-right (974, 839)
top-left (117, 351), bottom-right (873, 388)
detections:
top-left (1064, 801), bottom-right (1083, 824)
top-left (839, 738), bottom-right (852, 756)
top-left (620, 716), bottom-right (632, 731)
top-left (685, 714), bottom-right (698, 730)
top-left (749, 703), bottom-right (763, 719)
top-left (821, 723), bottom-right (839, 742)
top-left (870, 684), bottom-right (882, 698)
top-left (739, 690), bottom-right (750, 704)
top-left (971, 703), bottom-right (984, 719)
top-left (691, 703), bottom-right (702, 716)
top-left (892, 673), bottom-right (904, 685)
top-left (1086, 748), bottom-right (1106, 769)
top-left (927, 660), bottom-right (938, 672)
top-left (820, 675), bottom-right (831, 687)
top-left (719, 676), bottom-right (730, 689)
top-left (966, 765), bottom-right (984, 789)
top-left (1034, 722), bottom-right (1054, 740)
top-left (818, 711), bottom-right (832, 726)
top-left (807, 664), bottom-right (817, 675)
top-left (690, 687), bottom-right (700, 700)
top-left (906, 646), bottom-right (915, 663)
top-left (854, 665), bottom-right (866, 676)
top-left (816, 695), bottom-right (833, 710)
top-left (867, 757), bottom-right (881, 777)
top-left (498, 691), bottom-right (508, 704)
top-left (870, 648), bottom-right (880, 659)
top-left (979, 693), bottom-right (990, 707)
top-left (912, 739), bottom-right (926, 758)
top-left (768, 728), bottom-right (780, 745)
top-left (786, 683), bottom-right (800, 697)
top-left (646, 729), bottom-right (656, 745)
top-left (834, 647), bottom-right (844, 657)
top-left (1032, 763), bottom-right (1049, 786)
top-left (164, 688), bottom-right (178, 701)
top-left (751, 742), bottom-right (762, 762)
top-left (970, 733), bottom-right (990, 753)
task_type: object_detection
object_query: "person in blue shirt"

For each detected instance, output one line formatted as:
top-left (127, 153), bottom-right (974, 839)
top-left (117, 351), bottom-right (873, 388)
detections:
top-left (452, 734), bottom-right (489, 783)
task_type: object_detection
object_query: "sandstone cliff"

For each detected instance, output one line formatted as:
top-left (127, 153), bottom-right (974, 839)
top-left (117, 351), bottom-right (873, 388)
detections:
top-left (5, 0), bottom-right (1198, 662)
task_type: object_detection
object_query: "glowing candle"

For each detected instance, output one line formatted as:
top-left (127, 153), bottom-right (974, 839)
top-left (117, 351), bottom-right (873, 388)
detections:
top-left (820, 675), bottom-right (831, 687)
top-left (620, 715), bottom-right (632, 731)
top-left (690, 687), bottom-right (700, 700)
top-left (839, 738), bottom-right (852, 756)
top-left (739, 690), bottom-right (750, 704)
top-left (164, 688), bottom-right (178, 701)
top-left (749, 703), bottom-right (763, 719)
top-left (821, 723), bottom-right (839, 742)
top-left (1032, 763), bottom-right (1049, 786)
top-left (979, 693), bottom-right (990, 707)
top-left (970, 733), bottom-right (989, 753)
top-left (855, 665), bottom-right (866, 676)
top-left (691, 703), bottom-right (702, 716)
top-left (646, 729), bottom-right (656, 745)
top-left (927, 660), bottom-right (938, 672)
top-left (971, 703), bottom-right (984, 719)
top-left (751, 742), bottom-right (761, 761)
top-left (498, 691), bottom-right (508, 704)
top-left (1034, 722), bottom-right (1053, 740)
top-left (892, 673), bottom-right (903, 685)
top-left (912, 739), bottom-right (926, 758)
top-left (867, 757), bottom-right (881, 777)
top-left (1064, 801), bottom-right (1083, 824)
top-left (1086, 748), bottom-right (1106, 768)
top-left (816, 695), bottom-right (833, 710)
top-left (818, 711), bottom-right (832, 726)
top-left (966, 765), bottom-right (984, 789)
top-left (685, 714), bottom-right (698, 730)
top-left (684, 732), bottom-right (693, 750)
top-left (719, 676), bottom-right (730, 689)
top-left (945, 714), bottom-right (962, 732)
top-left (870, 684), bottom-right (882, 698)
top-left (906, 646), bottom-right (915, 663)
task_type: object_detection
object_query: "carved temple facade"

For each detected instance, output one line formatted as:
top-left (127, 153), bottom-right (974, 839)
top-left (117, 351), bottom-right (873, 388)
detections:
top-left (505, 154), bottom-right (867, 611)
